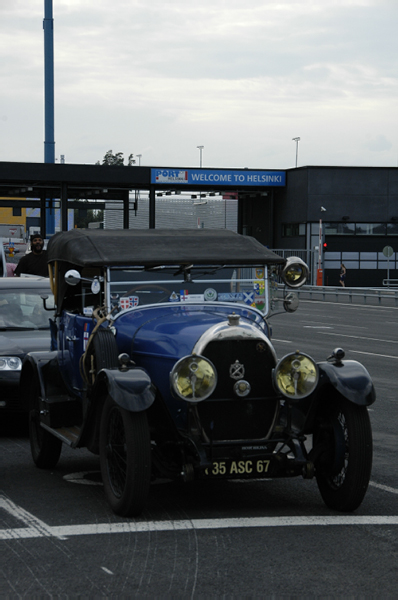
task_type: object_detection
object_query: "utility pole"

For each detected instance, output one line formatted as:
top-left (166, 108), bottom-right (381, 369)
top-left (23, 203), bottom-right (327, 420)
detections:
top-left (44, 0), bottom-right (55, 234)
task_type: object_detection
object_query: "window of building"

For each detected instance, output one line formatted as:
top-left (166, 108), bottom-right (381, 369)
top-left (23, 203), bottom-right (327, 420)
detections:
top-left (12, 207), bottom-right (21, 217)
top-left (282, 223), bottom-right (306, 237)
top-left (356, 223), bottom-right (386, 235)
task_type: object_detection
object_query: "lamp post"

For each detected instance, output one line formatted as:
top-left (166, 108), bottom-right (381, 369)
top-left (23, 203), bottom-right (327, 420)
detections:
top-left (197, 146), bottom-right (204, 168)
top-left (317, 206), bottom-right (327, 286)
top-left (292, 137), bottom-right (300, 168)
top-left (136, 154), bottom-right (142, 166)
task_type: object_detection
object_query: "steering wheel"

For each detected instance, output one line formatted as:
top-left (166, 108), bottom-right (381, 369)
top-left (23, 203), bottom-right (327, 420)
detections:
top-left (124, 284), bottom-right (172, 304)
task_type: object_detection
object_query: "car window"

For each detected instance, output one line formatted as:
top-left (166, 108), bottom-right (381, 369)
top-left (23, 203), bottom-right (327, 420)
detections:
top-left (0, 288), bottom-right (53, 329)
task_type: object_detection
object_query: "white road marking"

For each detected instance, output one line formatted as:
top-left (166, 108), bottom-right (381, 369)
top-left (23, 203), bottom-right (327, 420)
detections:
top-left (351, 350), bottom-right (398, 359)
top-left (1, 488), bottom-right (398, 541)
top-left (1, 516), bottom-right (398, 540)
top-left (317, 331), bottom-right (398, 344)
top-left (369, 481), bottom-right (398, 495)
top-left (303, 326), bottom-right (333, 329)
top-left (0, 495), bottom-right (67, 540)
top-left (101, 567), bottom-right (114, 575)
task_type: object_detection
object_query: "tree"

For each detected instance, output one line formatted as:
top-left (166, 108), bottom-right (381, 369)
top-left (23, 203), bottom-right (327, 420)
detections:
top-left (96, 150), bottom-right (136, 166)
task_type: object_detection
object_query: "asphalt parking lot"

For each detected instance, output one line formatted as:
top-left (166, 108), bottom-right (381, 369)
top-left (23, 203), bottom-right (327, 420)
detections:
top-left (1, 298), bottom-right (398, 597)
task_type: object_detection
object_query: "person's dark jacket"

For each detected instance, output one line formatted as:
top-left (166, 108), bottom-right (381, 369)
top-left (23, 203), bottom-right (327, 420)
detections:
top-left (14, 251), bottom-right (48, 277)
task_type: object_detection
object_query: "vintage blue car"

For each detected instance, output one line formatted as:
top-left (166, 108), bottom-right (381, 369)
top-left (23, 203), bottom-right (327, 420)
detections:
top-left (21, 228), bottom-right (375, 516)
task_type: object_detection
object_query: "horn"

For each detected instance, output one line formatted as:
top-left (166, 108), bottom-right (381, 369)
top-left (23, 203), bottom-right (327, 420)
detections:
top-left (280, 257), bottom-right (309, 288)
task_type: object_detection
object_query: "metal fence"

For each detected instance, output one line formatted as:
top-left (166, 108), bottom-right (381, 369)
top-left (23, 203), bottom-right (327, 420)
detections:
top-left (290, 284), bottom-right (398, 307)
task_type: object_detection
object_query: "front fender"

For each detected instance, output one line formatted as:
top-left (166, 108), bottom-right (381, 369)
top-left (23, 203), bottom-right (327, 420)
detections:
top-left (21, 351), bottom-right (59, 400)
top-left (96, 367), bottom-right (155, 412)
top-left (318, 360), bottom-right (375, 406)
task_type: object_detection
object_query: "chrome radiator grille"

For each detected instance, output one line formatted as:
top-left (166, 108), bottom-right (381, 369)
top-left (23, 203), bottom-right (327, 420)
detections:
top-left (198, 338), bottom-right (279, 441)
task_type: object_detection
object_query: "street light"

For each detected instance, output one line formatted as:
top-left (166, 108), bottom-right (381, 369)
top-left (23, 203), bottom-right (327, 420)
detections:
top-left (317, 206), bottom-right (326, 286)
top-left (136, 154), bottom-right (142, 166)
top-left (197, 146), bottom-right (204, 168)
top-left (292, 137), bottom-right (300, 168)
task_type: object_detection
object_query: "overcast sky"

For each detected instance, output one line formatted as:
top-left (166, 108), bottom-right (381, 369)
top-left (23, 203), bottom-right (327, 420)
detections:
top-left (1, 0), bottom-right (397, 170)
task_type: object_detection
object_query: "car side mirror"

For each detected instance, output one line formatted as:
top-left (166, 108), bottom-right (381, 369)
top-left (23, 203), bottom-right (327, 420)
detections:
top-left (65, 269), bottom-right (81, 286)
top-left (283, 291), bottom-right (299, 313)
top-left (64, 269), bottom-right (102, 295)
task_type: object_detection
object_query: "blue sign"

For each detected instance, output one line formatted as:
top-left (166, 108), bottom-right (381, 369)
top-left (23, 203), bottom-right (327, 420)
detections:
top-left (151, 169), bottom-right (285, 187)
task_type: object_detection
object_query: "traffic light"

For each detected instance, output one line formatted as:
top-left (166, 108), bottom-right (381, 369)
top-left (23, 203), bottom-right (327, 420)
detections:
top-left (323, 242), bottom-right (327, 249)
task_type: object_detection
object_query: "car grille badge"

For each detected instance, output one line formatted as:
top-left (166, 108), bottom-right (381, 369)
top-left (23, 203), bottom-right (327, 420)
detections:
top-left (229, 360), bottom-right (245, 380)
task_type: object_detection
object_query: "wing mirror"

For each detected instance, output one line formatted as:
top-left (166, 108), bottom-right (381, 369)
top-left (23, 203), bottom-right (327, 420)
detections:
top-left (283, 291), bottom-right (299, 313)
top-left (65, 269), bottom-right (81, 286)
top-left (64, 269), bottom-right (102, 295)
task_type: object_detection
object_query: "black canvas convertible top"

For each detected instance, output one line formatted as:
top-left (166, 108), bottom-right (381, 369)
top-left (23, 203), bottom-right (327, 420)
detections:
top-left (47, 228), bottom-right (285, 268)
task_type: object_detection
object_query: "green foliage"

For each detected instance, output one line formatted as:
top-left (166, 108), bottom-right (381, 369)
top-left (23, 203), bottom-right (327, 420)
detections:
top-left (97, 150), bottom-right (136, 166)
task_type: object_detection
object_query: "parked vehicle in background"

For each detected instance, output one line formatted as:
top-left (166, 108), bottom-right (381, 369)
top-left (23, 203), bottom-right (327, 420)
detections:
top-left (0, 277), bottom-right (52, 414)
top-left (21, 229), bottom-right (375, 516)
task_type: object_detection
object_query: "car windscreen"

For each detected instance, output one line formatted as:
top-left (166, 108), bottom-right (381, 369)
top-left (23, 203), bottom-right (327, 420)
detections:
top-left (0, 288), bottom-right (53, 329)
top-left (106, 265), bottom-right (270, 314)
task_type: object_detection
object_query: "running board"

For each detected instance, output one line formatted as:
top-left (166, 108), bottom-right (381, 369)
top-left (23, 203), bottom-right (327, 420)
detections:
top-left (41, 423), bottom-right (81, 446)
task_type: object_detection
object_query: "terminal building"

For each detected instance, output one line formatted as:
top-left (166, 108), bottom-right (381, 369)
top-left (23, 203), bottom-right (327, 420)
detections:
top-left (0, 161), bottom-right (397, 287)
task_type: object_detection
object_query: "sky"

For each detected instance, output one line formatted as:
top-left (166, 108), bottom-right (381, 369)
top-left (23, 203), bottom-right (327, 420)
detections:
top-left (1, 0), bottom-right (397, 170)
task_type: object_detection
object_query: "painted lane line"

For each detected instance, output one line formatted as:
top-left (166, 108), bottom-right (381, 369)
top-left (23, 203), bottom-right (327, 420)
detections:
top-left (2, 516), bottom-right (398, 541)
top-left (351, 350), bottom-right (398, 359)
top-left (0, 495), bottom-right (67, 540)
top-left (369, 481), bottom-right (398, 495)
top-left (317, 331), bottom-right (398, 344)
top-left (101, 567), bottom-right (114, 575)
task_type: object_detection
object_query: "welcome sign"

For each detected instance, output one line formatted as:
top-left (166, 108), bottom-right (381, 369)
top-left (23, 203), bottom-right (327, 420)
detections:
top-left (151, 169), bottom-right (285, 187)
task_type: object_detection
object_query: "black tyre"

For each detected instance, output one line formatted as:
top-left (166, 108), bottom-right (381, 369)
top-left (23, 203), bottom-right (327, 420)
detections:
top-left (99, 395), bottom-right (151, 517)
top-left (29, 375), bottom-right (62, 469)
top-left (84, 328), bottom-right (119, 385)
top-left (314, 396), bottom-right (373, 512)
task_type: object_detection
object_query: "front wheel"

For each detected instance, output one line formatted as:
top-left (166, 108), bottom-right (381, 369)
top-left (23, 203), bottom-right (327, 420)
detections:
top-left (314, 396), bottom-right (373, 512)
top-left (99, 396), bottom-right (151, 517)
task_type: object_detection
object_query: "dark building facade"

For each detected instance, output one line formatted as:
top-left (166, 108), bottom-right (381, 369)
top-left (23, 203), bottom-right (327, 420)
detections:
top-left (241, 166), bottom-right (398, 287)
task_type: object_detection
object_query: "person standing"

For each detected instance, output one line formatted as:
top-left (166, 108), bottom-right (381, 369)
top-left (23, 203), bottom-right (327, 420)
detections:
top-left (14, 234), bottom-right (48, 277)
top-left (339, 263), bottom-right (346, 287)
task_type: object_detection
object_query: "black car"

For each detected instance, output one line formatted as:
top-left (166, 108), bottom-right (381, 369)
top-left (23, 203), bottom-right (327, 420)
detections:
top-left (0, 277), bottom-right (52, 414)
top-left (21, 228), bottom-right (375, 516)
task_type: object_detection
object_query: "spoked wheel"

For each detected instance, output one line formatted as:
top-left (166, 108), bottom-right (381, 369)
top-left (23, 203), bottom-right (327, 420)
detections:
top-left (29, 375), bottom-right (62, 469)
top-left (99, 395), bottom-right (151, 517)
top-left (314, 396), bottom-right (373, 512)
top-left (84, 328), bottom-right (119, 385)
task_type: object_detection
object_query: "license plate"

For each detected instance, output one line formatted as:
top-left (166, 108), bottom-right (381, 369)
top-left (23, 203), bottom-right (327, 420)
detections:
top-left (203, 458), bottom-right (271, 478)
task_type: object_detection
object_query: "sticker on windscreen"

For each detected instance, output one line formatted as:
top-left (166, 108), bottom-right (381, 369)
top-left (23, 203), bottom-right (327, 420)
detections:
top-left (218, 292), bottom-right (244, 302)
top-left (119, 296), bottom-right (139, 309)
top-left (180, 290), bottom-right (204, 302)
top-left (204, 288), bottom-right (218, 301)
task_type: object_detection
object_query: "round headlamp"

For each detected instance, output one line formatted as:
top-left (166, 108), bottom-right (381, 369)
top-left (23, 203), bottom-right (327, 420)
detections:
top-left (280, 257), bottom-right (309, 288)
top-left (0, 357), bottom-right (22, 371)
top-left (170, 354), bottom-right (217, 402)
top-left (273, 351), bottom-right (318, 400)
